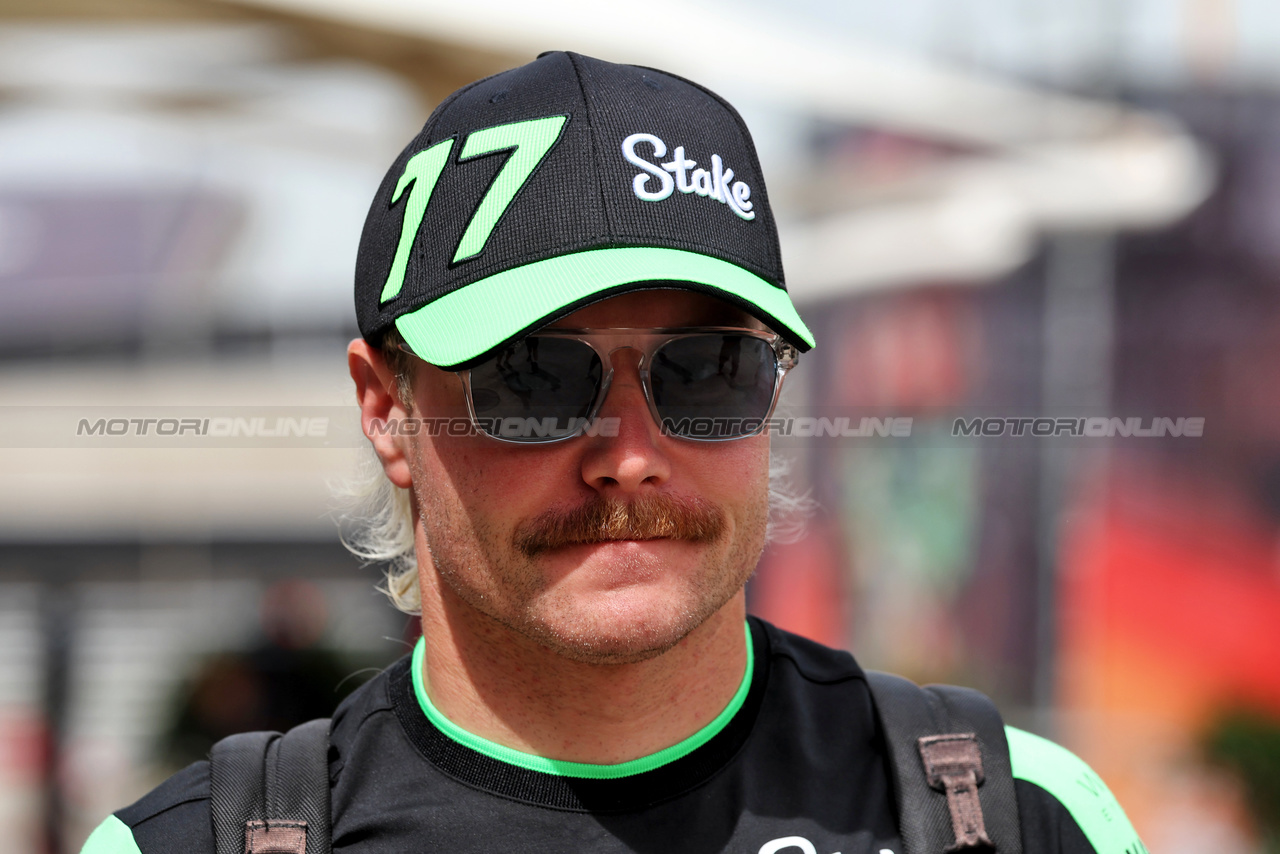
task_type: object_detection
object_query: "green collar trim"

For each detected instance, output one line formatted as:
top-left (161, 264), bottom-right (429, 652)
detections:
top-left (411, 622), bottom-right (754, 779)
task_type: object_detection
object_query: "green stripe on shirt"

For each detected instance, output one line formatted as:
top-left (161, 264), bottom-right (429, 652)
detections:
top-left (1007, 726), bottom-right (1148, 854)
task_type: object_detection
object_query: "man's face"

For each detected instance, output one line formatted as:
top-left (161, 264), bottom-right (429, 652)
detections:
top-left (401, 291), bottom-right (772, 664)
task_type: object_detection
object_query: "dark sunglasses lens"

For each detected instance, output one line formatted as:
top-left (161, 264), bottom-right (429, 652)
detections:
top-left (650, 335), bottom-right (777, 439)
top-left (468, 337), bottom-right (601, 440)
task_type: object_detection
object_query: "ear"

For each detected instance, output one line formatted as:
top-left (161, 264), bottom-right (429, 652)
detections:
top-left (348, 338), bottom-right (414, 489)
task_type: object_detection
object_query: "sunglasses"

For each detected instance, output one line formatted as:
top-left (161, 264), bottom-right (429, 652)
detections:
top-left (403, 327), bottom-right (799, 443)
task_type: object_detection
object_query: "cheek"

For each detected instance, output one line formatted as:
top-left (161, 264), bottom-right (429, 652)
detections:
top-left (406, 439), bottom-right (492, 531)
top-left (406, 442), bottom-right (505, 593)
top-left (699, 438), bottom-right (769, 494)
top-left (407, 435), bottom-right (573, 543)
top-left (737, 463), bottom-right (772, 550)
top-left (678, 439), bottom-right (771, 526)
top-left (730, 445), bottom-right (772, 544)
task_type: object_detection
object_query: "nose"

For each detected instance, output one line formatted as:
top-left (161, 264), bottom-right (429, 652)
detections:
top-left (578, 347), bottom-right (671, 494)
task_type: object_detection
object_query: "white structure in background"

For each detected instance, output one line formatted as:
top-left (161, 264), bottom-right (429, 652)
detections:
top-left (0, 23), bottom-right (423, 339)
top-left (231, 0), bottom-right (1214, 300)
top-left (0, 6), bottom-right (1216, 540)
top-left (0, 24), bottom-right (421, 541)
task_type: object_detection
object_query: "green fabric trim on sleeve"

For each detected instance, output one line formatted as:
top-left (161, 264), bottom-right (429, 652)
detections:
top-left (1006, 726), bottom-right (1148, 854)
top-left (79, 815), bottom-right (143, 854)
top-left (411, 621), bottom-right (754, 778)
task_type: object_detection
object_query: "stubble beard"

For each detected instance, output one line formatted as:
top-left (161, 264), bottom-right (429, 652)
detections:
top-left (418, 489), bottom-right (769, 665)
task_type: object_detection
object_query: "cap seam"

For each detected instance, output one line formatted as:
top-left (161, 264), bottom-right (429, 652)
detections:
top-left (564, 52), bottom-right (616, 245)
top-left (416, 75), bottom-right (490, 145)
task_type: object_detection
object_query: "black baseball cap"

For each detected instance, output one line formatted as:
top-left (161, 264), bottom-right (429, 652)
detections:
top-left (354, 50), bottom-right (814, 370)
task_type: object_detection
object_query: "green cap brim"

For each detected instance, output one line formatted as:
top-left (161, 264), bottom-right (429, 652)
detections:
top-left (394, 247), bottom-right (815, 369)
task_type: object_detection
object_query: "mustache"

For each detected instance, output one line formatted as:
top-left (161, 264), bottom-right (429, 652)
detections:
top-left (514, 494), bottom-right (726, 556)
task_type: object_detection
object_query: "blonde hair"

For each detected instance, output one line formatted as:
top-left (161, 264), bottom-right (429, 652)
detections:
top-left (336, 449), bottom-right (421, 613)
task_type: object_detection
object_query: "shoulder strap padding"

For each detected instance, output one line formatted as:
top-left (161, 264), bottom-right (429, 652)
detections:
top-left (209, 718), bottom-right (332, 854)
top-left (865, 671), bottom-right (1022, 854)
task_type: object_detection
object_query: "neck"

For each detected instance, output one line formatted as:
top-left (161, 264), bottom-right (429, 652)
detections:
top-left (416, 583), bottom-right (749, 766)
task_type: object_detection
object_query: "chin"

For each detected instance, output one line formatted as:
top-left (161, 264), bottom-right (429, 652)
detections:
top-left (523, 627), bottom-right (684, 665)
top-left (514, 581), bottom-right (737, 665)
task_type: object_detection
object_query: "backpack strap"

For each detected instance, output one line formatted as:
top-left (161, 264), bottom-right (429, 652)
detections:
top-left (209, 718), bottom-right (333, 854)
top-left (865, 672), bottom-right (1022, 854)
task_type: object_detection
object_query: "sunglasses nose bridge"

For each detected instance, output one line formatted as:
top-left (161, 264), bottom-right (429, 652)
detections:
top-left (593, 344), bottom-right (658, 417)
top-left (600, 343), bottom-right (646, 372)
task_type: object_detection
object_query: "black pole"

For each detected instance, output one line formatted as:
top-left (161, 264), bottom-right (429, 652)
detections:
top-left (39, 580), bottom-right (73, 854)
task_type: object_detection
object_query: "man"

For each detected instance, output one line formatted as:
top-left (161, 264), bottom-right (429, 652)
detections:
top-left (83, 52), bottom-right (1143, 854)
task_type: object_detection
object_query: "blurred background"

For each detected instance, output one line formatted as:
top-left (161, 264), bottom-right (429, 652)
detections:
top-left (0, 0), bottom-right (1278, 852)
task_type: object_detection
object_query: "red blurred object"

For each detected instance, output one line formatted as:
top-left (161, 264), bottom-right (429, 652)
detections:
top-left (1058, 462), bottom-right (1280, 836)
top-left (1062, 465), bottom-right (1280, 720)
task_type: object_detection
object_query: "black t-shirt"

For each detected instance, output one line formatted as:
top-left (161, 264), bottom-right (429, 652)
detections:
top-left (84, 619), bottom-right (1143, 854)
